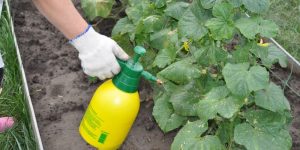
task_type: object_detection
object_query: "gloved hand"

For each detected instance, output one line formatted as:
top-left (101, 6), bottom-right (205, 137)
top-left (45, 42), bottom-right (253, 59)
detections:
top-left (70, 25), bottom-right (129, 80)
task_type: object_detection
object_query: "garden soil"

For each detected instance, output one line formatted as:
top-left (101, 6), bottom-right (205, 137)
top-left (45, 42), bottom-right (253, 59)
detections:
top-left (11, 0), bottom-right (300, 150)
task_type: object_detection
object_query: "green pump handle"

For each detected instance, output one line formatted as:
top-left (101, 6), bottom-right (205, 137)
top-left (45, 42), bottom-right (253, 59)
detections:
top-left (117, 58), bottom-right (160, 83)
top-left (116, 46), bottom-right (161, 84)
top-left (113, 46), bottom-right (161, 93)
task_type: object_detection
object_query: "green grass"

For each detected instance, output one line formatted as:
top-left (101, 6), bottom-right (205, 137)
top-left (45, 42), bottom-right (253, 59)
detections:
top-left (0, 7), bottom-right (37, 150)
top-left (265, 0), bottom-right (300, 61)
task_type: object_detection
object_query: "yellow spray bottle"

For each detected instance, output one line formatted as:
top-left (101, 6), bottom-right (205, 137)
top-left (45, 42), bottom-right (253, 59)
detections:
top-left (79, 46), bottom-right (160, 150)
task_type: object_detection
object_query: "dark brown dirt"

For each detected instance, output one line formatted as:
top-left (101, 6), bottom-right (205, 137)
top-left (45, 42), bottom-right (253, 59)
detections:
top-left (10, 0), bottom-right (300, 150)
top-left (270, 66), bottom-right (300, 150)
top-left (11, 0), bottom-right (174, 150)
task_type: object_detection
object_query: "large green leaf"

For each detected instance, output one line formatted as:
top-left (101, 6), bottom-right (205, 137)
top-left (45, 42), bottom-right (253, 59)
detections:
top-left (197, 86), bottom-right (243, 120)
top-left (235, 17), bottom-right (258, 39)
top-left (81, 0), bottom-right (115, 20)
top-left (216, 118), bottom-right (241, 144)
top-left (142, 15), bottom-right (164, 33)
top-left (234, 123), bottom-right (292, 150)
top-left (205, 2), bottom-right (234, 40)
top-left (153, 93), bottom-right (187, 132)
top-left (171, 120), bottom-right (225, 150)
top-left (191, 44), bottom-right (228, 66)
top-left (212, 2), bottom-right (233, 19)
top-left (258, 20), bottom-right (279, 38)
top-left (242, 0), bottom-right (270, 13)
top-left (235, 17), bottom-right (279, 39)
top-left (204, 85), bottom-right (230, 100)
top-left (206, 18), bottom-right (234, 40)
top-left (169, 80), bottom-right (202, 116)
top-left (235, 109), bottom-right (292, 150)
top-left (150, 29), bottom-right (170, 50)
top-left (244, 109), bottom-right (289, 130)
top-left (178, 8), bottom-right (208, 40)
top-left (153, 45), bottom-right (177, 68)
top-left (200, 0), bottom-right (222, 9)
top-left (222, 63), bottom-right (269, 97)
top-left (154, 0), bottom-right (166, 8)
top-left (125, 2), bottom-right (153, 24)
top-left (165, 2), bottom-right (190, 20)
top-left (171, 120), bottom-right (207, 149)
top-left (228, 0), bottom-right (243, 7)
top-left (158, 58), bottom-right (201, 84)
top-left (254, 82), bottom-right (290, 112)
top-left (160, 80), bottom-right (180, 94)
top-left (128, 0), bottom-right (141, 6)
top-left (231, 46), bottom-right (250, 63)
top-left (112, 17), bottom-right (135, 36)
top-left (173, 135), bottom-right (225, 150)
top-left (261, 44), bottom-right (288, 68)
top-left (125, 7), bottom-right (144, 24)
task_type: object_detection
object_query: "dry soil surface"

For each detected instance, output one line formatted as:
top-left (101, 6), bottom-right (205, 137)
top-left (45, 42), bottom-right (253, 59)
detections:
top-left (11, 0), bottom-right (300, 150)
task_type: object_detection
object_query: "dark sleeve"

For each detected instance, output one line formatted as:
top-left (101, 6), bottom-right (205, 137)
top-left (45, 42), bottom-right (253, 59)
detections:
top-left (0, 68), bottom-right (3, 85)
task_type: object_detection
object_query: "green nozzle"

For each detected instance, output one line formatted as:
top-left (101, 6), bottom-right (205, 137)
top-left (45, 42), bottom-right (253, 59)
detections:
top-left (112, 46), bottom-right (159, 93)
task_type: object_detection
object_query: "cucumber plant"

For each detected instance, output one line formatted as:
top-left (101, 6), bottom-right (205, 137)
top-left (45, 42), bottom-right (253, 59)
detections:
top-left (81, 0), bottom-right (292, 149)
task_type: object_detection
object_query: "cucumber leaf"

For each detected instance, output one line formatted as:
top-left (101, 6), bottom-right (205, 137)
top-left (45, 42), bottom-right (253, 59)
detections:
top-left (81, 0), bottom-right (115, 20)
top-left (171, 120), bottom-right (225, 150)
top-left (153, 93), bottom-right (187, 132)
top-left (200, 0), bottom-right (222, 9)
top-left (165, 2), bottom-right (190, 20)
top-left (154, 0), bottom-right (166, 8)
top-left (143, 15), bottom-right (164, 33)
top-left (216, 118), bottom-right (241, 144)
top-left (153, 45), bottom-right (177, 68)
top-left (261, 44), bottom-right (288, 68)
top-left (191, 44), bottom-right (228, 66)
top-left (205, 2), bottom-right (235, 40)
top-left (112, 17), bottom-right (135, 36)
top-left (228, 0), bottom-right (243, 7)
top-left (222, 63), bottom-right (269, 97)
top-left (244, 109), bottom-right (289, 130)
top-left (242, 0), bottom-right (270, 13)
top-left (235, 17), bottom-right (279, 39)
top-left (178, 7), bottom-right (208, 40)
top-left (234, 123), bottom-right (292, 150)
top-left (169, 80), bottom-right (203, 116)
top-left (158, 58), bottom-right (201, 84)
top-left (254, 82), bottom-right (291, 112)
top-left (197, 86), bottom-right (244, 120)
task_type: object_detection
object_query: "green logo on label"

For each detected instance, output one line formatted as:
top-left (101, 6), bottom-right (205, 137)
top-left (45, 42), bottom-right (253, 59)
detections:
top-left (98, 131), bottom-right (109, 144)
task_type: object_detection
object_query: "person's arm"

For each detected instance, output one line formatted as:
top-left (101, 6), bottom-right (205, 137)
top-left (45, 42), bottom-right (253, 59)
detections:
top-left (32, 0), bottom-right (88, 39)
top-left (32, 0), bottom-right (129, 80)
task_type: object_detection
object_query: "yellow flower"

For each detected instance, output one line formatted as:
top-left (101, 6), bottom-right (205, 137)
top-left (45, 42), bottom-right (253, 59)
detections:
top-left (183, 41), bottom-right (190, 52)
top-left (258, 42), bottom-right (270, 47)
top-left (257, 38), bottom-right (270, 47)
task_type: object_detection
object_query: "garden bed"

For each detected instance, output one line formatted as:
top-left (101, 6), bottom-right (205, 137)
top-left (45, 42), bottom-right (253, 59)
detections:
top-left (11, 0), bottom-right (300, 150)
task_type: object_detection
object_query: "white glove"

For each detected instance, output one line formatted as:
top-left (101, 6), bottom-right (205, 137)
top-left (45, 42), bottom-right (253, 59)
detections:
top-left (70, 26), bottom-right (129, 80)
